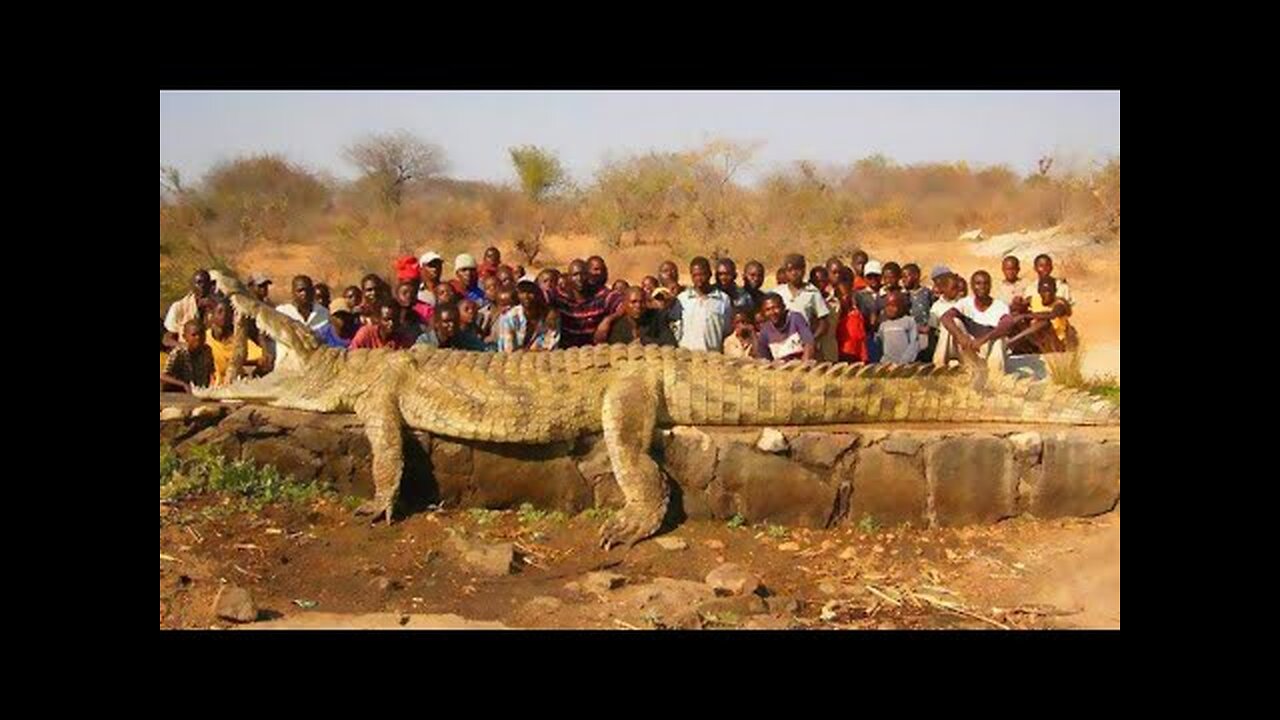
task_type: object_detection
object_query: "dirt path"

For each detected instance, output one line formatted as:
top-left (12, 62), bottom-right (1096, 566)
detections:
top-left (161, 496), bottom-right (1119, 630)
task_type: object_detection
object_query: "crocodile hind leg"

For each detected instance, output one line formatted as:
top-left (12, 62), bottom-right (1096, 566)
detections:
top-left (353, 391), bottom-right (404, 526)
top-left (598, 368), bottom-right (669, 550)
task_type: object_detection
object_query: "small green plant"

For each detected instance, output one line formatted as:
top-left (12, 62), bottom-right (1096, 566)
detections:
top-left (726, 514), bottom-right (747, 529)
top-left (701, 611), bottom-right (741, 628)
top-left (467, 508), bottom-right (503, 525)
top-left (766, 523), bottom-right (788, 539)
top-left (160, 444), bottom-right (332, 511)
top-left (858, 514), bottom-right (880, 533)
top-left (580, 507), bottom-right (614, 522)
top-left (1084, 374), bottom-right (1120, 405)
top-left (515, 502), bottom-right (565, 525)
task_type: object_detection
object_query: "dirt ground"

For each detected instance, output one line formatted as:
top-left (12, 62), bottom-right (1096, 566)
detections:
top-left (160, 495), bottom-right (1119, 630)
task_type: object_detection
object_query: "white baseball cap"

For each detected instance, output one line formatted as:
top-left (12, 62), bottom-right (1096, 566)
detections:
top-left (455, 253), bottom-right (477, 270)
top-left (419, 251), bottom-right (443, 266)
top-left (864, 260), bottom-right (883, 276)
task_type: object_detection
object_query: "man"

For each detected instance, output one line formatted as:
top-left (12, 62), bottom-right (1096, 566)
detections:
top-left (415, 303), bottom-right (489, 351)
top-left (450, 254), bottom-right (486, 303)
top-left (595, 286), bottom-right (676, 346)
top-left (772, 254), bottom-right (832, 359)
top-left (418, 251), bottom-right (445, 306)
top-left (939, 270), bottom-right (1017, 375)
top-left (668, 257), bottom-right (734, 353)
top-left (742, 260), bottom-right (768, 315)
top-left (658, 260), bottom-right (684, 296)
top-left (545, 259), bottom-right (623, 348)
top-left (275, 275), bottom-right (330, 371)
top-left (163, 269), bottom-right (216, 349)
top-left (586, 255), bottom-right (610, 293)
top-left (248, 273), bottom-right (273, 303)
top-left (715, 258), bottom-right (755, 314)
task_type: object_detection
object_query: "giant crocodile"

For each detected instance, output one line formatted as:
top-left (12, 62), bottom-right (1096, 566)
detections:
top-left (194, 271), bottom-right (1118, 549)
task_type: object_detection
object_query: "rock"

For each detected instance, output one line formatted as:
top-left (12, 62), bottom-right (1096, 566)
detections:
top-left (431, 439), bottom-right (473, 476)
top-left (764, 595), bottom-right (800, 614)
top-left (881, 434), bottom-right (923, 456)
top-left (789, 432), bottom-right (859, 468)
top-left (619, 578), bottom-right (717, 616)
top-left (662, 427), bottom-right (718, 490)
top-left (160, 407), bottom-right (188, 421)
top-left (292, 426), bottom-right (345, 455)
top-left (744, 614), bottom-right (793, 630)
top-left (703, 539), bottom-right (726, 550)
top-left (240, 439), bottom-right (322, 483)
top-left (777, 541), bottom-right (801, 552)
top-left (213, 584), bottom-right (258, 623)
top-left (926, 436), bottom-right (1018, 526)
top-left (470, 444), bottom-right (592, 514)
top-left (1007, 432), bottom-right (1043, 462)
top-left (848, 447), bottom-right (928, 526)
top-left (838, 547), bottom-right (858, 560)
top-left (447, 535), bottom-right (516, 576)
top-left (860, 429), bottom-right (890, 445)
top-left (818, 581), bottom-right (841, 596)
top-left (190, 404), bottom-right (226, 419)
top-left (717, 444), bottom-right (838, 528)
top-left (705, 563), bottom-right (762, 597)
top-left (1029, 434), bottom-right (1121, 518)
top-left (583, 571), bottom-right (627, 593)
top-left (563, 581), bottom-right (582, 594)
top-left (521, 596), bottom-right (563, 615)
top-left (697, 593), bottom-right (767, 617)
top-left (756, 428), bottom-right (789, 454)
top-left (574, 434), bottom-right (614, 483)
top-left (654, 537), bottom-right (688, 551)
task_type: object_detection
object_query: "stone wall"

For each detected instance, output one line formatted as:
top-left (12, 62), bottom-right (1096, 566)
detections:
top-left (160, 395), bottom-right (1119, 528)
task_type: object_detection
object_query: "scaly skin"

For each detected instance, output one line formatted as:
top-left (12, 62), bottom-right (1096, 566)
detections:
top-left (195, 271), bottom-right (1119, 548)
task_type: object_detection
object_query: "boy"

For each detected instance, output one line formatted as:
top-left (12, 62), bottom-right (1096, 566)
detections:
top-left (1024, 277), bottom-right (1076, 352)
top-left (834, 269), bottom-right (869, 363)
top-left (485, 287), bottom-right (518, 346)
top-left (996, 255), bottom-right (1031, 312)
top-left (342, 285), bottom-right (363, 313)
top-left (668, 257), bottom-right (734, 352)
top-left (928, 273), bottom-right (964, 367)
top-left (415, 304), bottom-right (490, 351)
top-left (497, 280), bottom-right (560, 352)
top-left (853, 260), bottom-right (884, 361)
top-left (850, 250), bottom-right (870, 290)
top-left (319, 310), bottom-right (358, 348)
top-left (396, 280), bottom-right (434, 326)
top-left (658, 260), bottom-right (684, 296)
top-left (350, 304), bottom-right (413, 350)
top-left (1033, 254), bottom-right (1073, 304)
top-left (772, 253), bottom-right (831, 358)
top-left (755, 293), bottom-right (815, 361)
top-left (876, 292), bottom-right (920, 364)
top-left (722, 307), bottom-right (760, 358)
top-left (161, 319), bottom-right (216, 392)
top-left (205, 298), bottom-right (263, 384)
top-left (314, 283), bottom-right (332, 310)
top-left (902, 263), bottom-right (935, 361)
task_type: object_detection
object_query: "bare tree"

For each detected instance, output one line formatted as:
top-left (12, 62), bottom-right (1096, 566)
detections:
top-left (344, 130), bottom-right (448, 208)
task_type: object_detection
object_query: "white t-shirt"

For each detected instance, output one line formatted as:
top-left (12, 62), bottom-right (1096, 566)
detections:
top-left (955, 296), bottom-right (1010, 327)
top-left (770, 284), bottom-right (831, 326)
top-left (929, 298), bottom-right (961, 329)
top-left (274, 303), bottom-right (330, 370)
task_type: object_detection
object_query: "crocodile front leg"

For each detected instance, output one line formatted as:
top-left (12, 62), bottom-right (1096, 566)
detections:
top-left (353, 392), bottom-right (404, 526)
top-left (598, 368), bottom-right (669, 549)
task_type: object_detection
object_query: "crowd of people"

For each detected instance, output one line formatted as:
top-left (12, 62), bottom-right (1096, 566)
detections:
top-left (160, 244), bottom-right (1077, 392)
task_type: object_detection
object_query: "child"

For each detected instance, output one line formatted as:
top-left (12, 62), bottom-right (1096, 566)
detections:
top-left (342, 285), bottom-right (363, 313)
top-left (854, 260), bottom-right (884, 361)
top-left (350, 304), bottom-right (413, 350)
top-left (834, 271), bottom-right (869, 363)
top-left (1033, 254), bottom-right (1073, 305)
top-left (928, 273), bottom-right (964, 366)
top-left (485, 287), bottom-right (518, 346)
top-left (205, 299), bottom-right (263, 384)
top-left (902, 263), bottom-right (935, 362)
top-left (319, 310), bottom-right (358, 348)
top-left (161, 319), bottom-right (216, 392)
top-left (997, 255), bottom-right (1031, 312)
top-left (396, 280), bottom-right (434, 326)
top-left (881, 262), bottom-right (903, 295)
top-left (876, 291), bottom-right (920, 364)
top-left (497, 280), bottom-right (561, 352)
top-left (1025, 277), bottom-right (1076, 352)
top-left (755, 293), bottom-right (815, 361)
top-left (314, 283), bottom-right (332, 310)
top-left (722, 307), bottom-right (760, 358)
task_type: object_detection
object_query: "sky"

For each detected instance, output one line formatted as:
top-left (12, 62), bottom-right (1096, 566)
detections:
top-left (159, 91), bottom-right (1120, 186)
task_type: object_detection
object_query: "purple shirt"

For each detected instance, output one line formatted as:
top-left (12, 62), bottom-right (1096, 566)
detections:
top-left (756, 312), bottom-right (815, 360)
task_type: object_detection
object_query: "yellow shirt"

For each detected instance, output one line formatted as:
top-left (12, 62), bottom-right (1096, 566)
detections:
top-left (205, 330), bottom-right (263, 385)
top-left (1030, 295), bottom-right (1070, 342)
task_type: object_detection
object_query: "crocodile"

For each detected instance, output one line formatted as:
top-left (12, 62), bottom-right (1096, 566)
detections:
top-left (194, 271), bottom-right (1119, 549)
